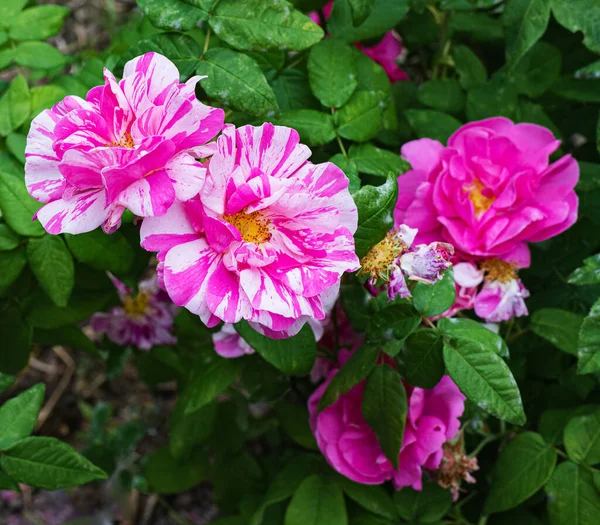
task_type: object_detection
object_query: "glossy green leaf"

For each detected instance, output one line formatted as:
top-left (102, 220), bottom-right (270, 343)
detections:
top-left (552, 78), bottom-right (600, 103)
top-left (284, 474), bottom-right (348, 525)
top-left (14, 42), bottom-right (65, 69)
top-left (551, 0), bottom-right (600, 54)
top-left (210, 0), bottom-right (324, 52)
top-left (271, 69), bottom-right (319, 111)
top-left (504, 0), bottom-right (551, 68)
top-left (197, 48), bottom-right (278, 116)
top-left (362, 365), bottom-right (407, 469)
top-left (26, 235), bottom-right (74, 308)
top-left (453, 45), bottom-right (487, 89)
top-left (1, 437), bottom-right (107, 489)
top-left (330, 154), bottom-right (360, 194)
top-left (318, 344), bottom-right (379, 411)
top-left (276, 403), bottom-right (318, 450)
top-left (308, 38), bottom-right (357, 108)
top-left (169, 400), bottom-right (217, 459)
top-left (353, 176), bottom-right (397, 258)
top-left (0, 76), bottom-right (31, 137)
top-left (0, 306), bottom-right (32, 374)
top-left (144, 446), bottom-right (208, 494)
top-left (8, 5), bottom-right (69, 41)
top-left (366, 303), bottom-right (421, 356)
top-left (0, 384), bottom-right (44, 450)
top-left (0, 247), bottom-right (27, 292)
top-left (277, 110), bottom-right (336, 146)
top-left (466, 79), bottom-right (518, 120)
top-left (485, 432), bottom-right (556, 513)
top-left (531, 308), bottom-right (584, 356)
top-left (564, 409), bottom-right (600, 466)
top-left (412, 270), bottom-right (456, 317)
top-left (417, 79), bottom-right (465, 113)
top-left (336, 476), bottom-right (397, 520)
top-left (404, 109), bottom-right (462, 144)
top-left (511, 41), bottom-right (561, 98)
top-left (578, 298), bottom-right (600, 374)
top-left (443, 337), bottom-right (526, 425)
top-left (6, 133), bottom-right (26, 164)
top-left (399, 328), bottom-right (445, 389)
top-left (546, 461), bottom-right (600, 525)
top-left (348, 143), bottom-right (410, 177)
top-left (438, 317), bottom-right (509, 358)
top-left (0, 172), bottom-right (43, 237)
top-left (65, 229), bottom-right (134, 274)
top-left (137, 0), bottom-right (207, 30)
top-left (335, 90), bottom-right (384, 141)
top-left (235, 320), bottom-right (316, 376)
top-left (568, 254), bottom-right (600, 285)
top-left (182, 358), bottom-right (239, 414)
top-left (393, 480), bottom-right (452, 523)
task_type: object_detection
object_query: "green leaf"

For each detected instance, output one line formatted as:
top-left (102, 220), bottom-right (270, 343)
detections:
top-left (449, 11), bottom-right (504, 41)
top-left (417, 79), bottom-right (465, 113)
top-left (399, 329), bottom-right (445, 389)
top-left (284, 474), bottom-right (348, 525)
top-left (65, 230), bottom-right (134, 274)
top-left (437, 317), bottom-right (509, 358)
top-left (443, 337), bottom-right (526, 425)
top-left (348, 143), bottom-right (410, 177)
top-left (361, 365), bottom-right (407, 469)
top-left (318, 344), bottom-right (379, 411)
top-left (0, 306), bottom-right (32, 375)
top-left (0, 468), bottom-right (19, 491)
top-left (335, 90), bottom-right (384, 141)
top-left (0, 247), bottom-right (27, 292)
top-left (353, 176), bottom-right (398, 258)
top-left (568, 254), bottom-right (600, 285)
top-left (27, 290), bottom-right (112, 329)
top-left (504, 0), bottom-right (551, 68)
top-left (308, 38), bottom-right (357, 108)
top-left (137, 0), bottom-right (207, 31)
top-left (328, 0), bottom-right (410, 42)
top-left (6, 133), bottom-right (26, 164)
top-left (0, 384), bottom-right (44, 450)
top-left (0, 49), bottom-right (13, 70)
top-left (1, 437), bottom-right (107, 489)
top-left (0, 373), bottom-right (15, 395)
top-left (197, 48), bottom-right (278, 116)
top-left (336, 476), bottom-right (397, 520)
top-left (575, 60), bottom-right (600, 80)
top-left (182, 358), bottom-right (239, 414)
top-left (393, 480), bottom-right (452, 523)
top-left (144, 446), bottom-right (208, 494)
top-left (210, 0), bottom-right (324, 52)
top-left (26, 235), bottom-right (75, 308)
top-left (546, 461), bottom-right (600, 525)
top-left (120, 33), bottom-right (203, 79)
top-left (8, 5), bottom-right (69, 41)
top-left (0, 0), bottom-right (27, 22)
top-left (404, 109), bottom-right (462, 144)
top-left (551, 0), bottom-right (600, 54)
top-left (235, 320), bottom-right (316, 376)
top-left (330, 154), bottom-right (360, 194)
top-left (0, 76), bottom-right (31, 137)
top-left (466, 79), bottom-right (518, 121)
top-left (366, 303), bottom-right (421, 356)
top-left (33, 326), bottom-right (102, 357)
top-left (564, 409), bottom-right (600, 466)
top-left (485, 432), bottom-right (556, 514)
top-left (551, 77), bottom-right (600, 103)
top-left (0, 172), bottom-right (43, 236)
top-left (347, 0), bottom-right (375, 25)
top-left (578, 298), bottom-right (600, 375)
top-left (271, 69), bottom-right (319, 111)
top-left (531, 308), bottom-right (584, 356)
top-left (169, 400), bottom-right (216, 459)
top-left (276, 403), bottom-right (318, 450)
top-left (14, 42), bottom-right (65, 69)
top-left (511, 41), bottom-right (561, 97)
top-left (29, 85), bottom-right (67, 121)
top-left (412, 270), bottom-right (456, 317)
top-left (453, 45), bottom-right (487, 89)
top-left (277, 110), bottom-right (336, 146)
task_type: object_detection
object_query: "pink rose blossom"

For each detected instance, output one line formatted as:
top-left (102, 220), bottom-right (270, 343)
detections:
top-left (395, 118), bottom-right (579, 267)
top-left (141, 123), bottom-right (359, 338)
top-left (474, 277), bottom-right (530, 322)
top-left (308, 361), bottom-right (465, 489)
top-left (25, 52), bottom-right (224, 234)
top-left (90, 273), bottom-right (178, 350)
top-left (307, 2), bottom-right (407, 83)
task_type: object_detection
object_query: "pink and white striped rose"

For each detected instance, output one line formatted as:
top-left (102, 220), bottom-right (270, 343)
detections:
top-left (141, 123), bottom-right (359, 338)
top-left (25, 52), bottom-right (224, 235)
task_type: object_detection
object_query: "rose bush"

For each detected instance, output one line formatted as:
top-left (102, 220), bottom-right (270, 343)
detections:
top-left (0, 0), bottom-right (598, 524)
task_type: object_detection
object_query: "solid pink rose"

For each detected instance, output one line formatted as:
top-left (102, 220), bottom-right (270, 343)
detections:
top-left (395, 118), bottom-right (579, 267)
top-left (308, 364), bottom-right (465, 490)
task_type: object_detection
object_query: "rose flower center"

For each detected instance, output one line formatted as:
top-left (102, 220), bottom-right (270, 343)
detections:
top-left (223, 210), bottom-right (271, 245)
top-left (359, 231), bottom-right (405, 281)
top-left (466, 179), bottom-right (495, 216)
top-left (124, 292), bottom-right (151, 317)
top-left (109, 132), bottom-right (135, 149)
top-left (480, 258), bottom-right (517, 282)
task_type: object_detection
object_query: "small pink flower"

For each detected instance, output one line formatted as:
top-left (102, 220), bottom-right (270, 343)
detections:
top-left (90, 273), bottom-right (178, 350)
top-left (26, 52), bottom-right (224, 234)
top-left (356, 32), bottom-right (408, 83)
top-left (474, 277), bottom-right (530, 322)
top-left (308, 362), bottom-right (465, 489)
top-left (395, 118), bottom-right (579, 267)
top-left (213, 323), bottom-right (255, 358)
top-left (400, 241), bottom-right (454, 285)
top-left (141, 123), bottom-right (359, 338)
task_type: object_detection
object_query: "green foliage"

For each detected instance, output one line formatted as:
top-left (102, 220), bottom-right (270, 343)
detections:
top-left (284, 474), bottom-right (348, 525)
top-left (393, 481), bottom-right (452, 523)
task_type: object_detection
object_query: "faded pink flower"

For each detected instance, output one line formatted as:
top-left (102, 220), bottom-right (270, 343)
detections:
top-left (141, 123), bottom-right (359, 338)
top-left (437, 261), bottom-right (481, 319)
top-left (400, 241), bottom-right (453, 285)
top-left (307, 2), bottom-right (407, 83)
top-left (395, 118), bottom-right (579, 268)
top-left (435, 440), bottom-right (479, 501)
top-left (213, 323), bottom-right (255, 358)
top-left (308, 362), bottom-right (465, 489)
top-left (26, 52), bottom-right (224, 234)
top-left (90, 273), bottom-right (178, 350)
top-left (474, 276), bottom-right (530, 322)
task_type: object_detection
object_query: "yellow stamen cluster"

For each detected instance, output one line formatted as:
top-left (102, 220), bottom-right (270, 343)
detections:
top-left (467, 179), bottom-right (495, 216)
top-left (358, 231), bottom-right (405, 281)
top-left (123, 292), bottom-right (150, 317)
top-left (480, 258), bottom-right (517, 282)
top-left (109, 132), bottom-right (135, 148)
top-left (223, 210), bottom-right (271, 245)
